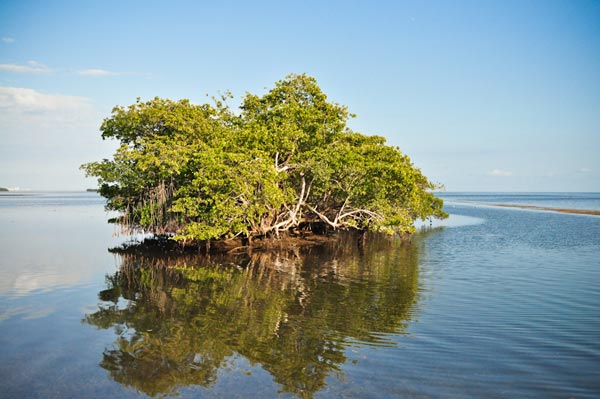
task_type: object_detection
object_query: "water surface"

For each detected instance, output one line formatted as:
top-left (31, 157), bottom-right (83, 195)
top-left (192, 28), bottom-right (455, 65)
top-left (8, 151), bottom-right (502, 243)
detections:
top-left (439, 191), bottom-right (600, 211)
top-left (1, 192), bottom-right (598, 398)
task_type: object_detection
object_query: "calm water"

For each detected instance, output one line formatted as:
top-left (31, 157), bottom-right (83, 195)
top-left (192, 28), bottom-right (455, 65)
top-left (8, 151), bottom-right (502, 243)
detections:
top-left (438, 191), bottom-right (600, 211)
top-left (0, 192), bottom-right (599, 398)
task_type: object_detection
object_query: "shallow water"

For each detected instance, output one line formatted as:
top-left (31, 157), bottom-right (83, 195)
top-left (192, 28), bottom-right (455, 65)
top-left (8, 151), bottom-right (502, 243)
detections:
top-left (0, 192), bottom-right (599, 398)
top-left (439, 191), bottom-right (600, 211)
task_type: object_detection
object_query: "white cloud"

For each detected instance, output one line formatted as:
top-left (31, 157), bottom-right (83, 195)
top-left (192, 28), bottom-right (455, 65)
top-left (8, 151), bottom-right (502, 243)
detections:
top-left (488, 168), bottom-right (512, 177)
top-left (77, 68), bottom-right (115, 76)
top-left (2, 37), bottom-right (15, 43)
top-left (0, 86), bottom-right (99, 138)
top-left (0, 62), bottom-right (122, 77)
top-left (0, 86), bottom-right (114, 190)
top-left (0, 86), bottom-right (91, 112)
top-left (0, 60), bottom-right (51, 74)
top-left (578, 167), bottom-right (591, 173)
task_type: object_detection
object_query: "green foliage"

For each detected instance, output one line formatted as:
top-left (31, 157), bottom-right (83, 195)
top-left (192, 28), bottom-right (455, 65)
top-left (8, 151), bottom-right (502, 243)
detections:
top-left (82, 74), bottom-right (446, 242)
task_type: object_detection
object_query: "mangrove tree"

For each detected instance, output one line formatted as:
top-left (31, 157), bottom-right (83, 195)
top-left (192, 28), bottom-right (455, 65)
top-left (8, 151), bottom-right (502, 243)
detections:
top-left (82, 74), bottom-right (446, 244)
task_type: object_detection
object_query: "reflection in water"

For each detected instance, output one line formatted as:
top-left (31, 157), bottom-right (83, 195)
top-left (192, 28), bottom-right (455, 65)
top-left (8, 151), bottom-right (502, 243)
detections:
top-left (84, 235), bottom-right (421, 397)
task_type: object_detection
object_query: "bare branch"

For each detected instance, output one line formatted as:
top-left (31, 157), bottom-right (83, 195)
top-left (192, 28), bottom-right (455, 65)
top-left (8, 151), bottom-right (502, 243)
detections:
top-left (265, 176), bottom-right (306, 234)
top-left (333, 195), bottom-right (351, 225)
top-left (275, 151), bottom-right (290, 172)
top-left (338, 208), bottom-right (383, 221)
top-left (306, 204), bottom-right (338, 228)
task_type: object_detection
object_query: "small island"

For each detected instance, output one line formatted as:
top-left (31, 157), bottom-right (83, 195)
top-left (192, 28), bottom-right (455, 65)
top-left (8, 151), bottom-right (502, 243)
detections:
top-left (0, 187), bottom-right (8, 192)
top-left (83, 74), bottom-right (447, 250)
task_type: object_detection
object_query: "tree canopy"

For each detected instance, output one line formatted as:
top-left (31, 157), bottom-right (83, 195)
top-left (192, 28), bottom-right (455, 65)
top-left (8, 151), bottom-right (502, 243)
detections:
top-left (82, 74), bottom-right (446, 244)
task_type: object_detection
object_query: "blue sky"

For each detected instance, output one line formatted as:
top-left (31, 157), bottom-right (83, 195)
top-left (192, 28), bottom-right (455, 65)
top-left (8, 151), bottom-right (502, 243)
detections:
top-left (1, 0), bottom-right (599, 191)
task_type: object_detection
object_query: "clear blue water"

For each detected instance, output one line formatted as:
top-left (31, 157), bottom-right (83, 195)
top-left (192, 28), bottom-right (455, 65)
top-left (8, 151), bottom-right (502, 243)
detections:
top-left (0, 192), bottom-right (599, 398)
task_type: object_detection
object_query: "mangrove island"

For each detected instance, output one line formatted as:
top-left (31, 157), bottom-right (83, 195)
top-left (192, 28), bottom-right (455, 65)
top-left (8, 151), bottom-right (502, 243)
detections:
top-left (82, 74), bottom-right (447, 249)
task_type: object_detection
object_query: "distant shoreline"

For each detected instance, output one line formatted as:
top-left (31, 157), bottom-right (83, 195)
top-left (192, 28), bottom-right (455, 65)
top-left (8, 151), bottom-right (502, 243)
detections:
top-left (0, 193), bottom-right (36, 197)
top-left (451, 200), bottom-right (600, 216)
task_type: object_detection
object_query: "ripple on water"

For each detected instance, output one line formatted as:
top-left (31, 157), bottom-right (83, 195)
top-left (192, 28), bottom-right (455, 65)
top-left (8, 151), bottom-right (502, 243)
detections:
top-left (0, 193), bottom-right (599, 398)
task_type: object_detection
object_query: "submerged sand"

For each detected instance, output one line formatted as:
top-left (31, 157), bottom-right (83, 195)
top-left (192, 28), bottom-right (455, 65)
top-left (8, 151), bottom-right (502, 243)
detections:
top-left (456, 201), bottom-right (600, 216)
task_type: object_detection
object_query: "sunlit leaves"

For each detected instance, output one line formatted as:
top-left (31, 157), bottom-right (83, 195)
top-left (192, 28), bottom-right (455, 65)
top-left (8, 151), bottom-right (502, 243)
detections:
top-left (82, 74), bottom-right (446, 243)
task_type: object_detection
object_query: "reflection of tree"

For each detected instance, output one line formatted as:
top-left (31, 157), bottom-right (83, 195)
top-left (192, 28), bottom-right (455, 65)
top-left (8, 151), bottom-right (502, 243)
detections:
top-left (84, 235), bottom-right (421, 398)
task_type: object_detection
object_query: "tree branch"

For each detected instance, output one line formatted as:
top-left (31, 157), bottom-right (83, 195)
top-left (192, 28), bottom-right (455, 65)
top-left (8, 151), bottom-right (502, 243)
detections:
top-left (275, 152), bottom-right (290, 172)
top-left (306, 204), bottom-right (338, 228)
top-left (333, 195), bottom-right (351, 225)
top-left (266, 176), bottom-right (306, 233)
top-left (338, 208), bottom-right (383, 222)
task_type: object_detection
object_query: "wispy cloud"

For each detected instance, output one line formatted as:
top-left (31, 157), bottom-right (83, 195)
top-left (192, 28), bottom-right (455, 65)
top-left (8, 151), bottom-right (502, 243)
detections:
top-left (0, 60), bottom-right (52, 74)
top-left (2, 37), bottom-right (15, 43)
top-left (77, 68), bottom-right (116, 76)
top-left (0, 59), bottom-right (135, 78)
top-left (0, 86), bottom-right (102, 187)
top-left (0, 86), bottom-right (110, 191)
top-left (0, 86), bottom-right (91, 112)
top-left (488, 168), bottom-right (512, 177)
top-left (0, 86), bottom-right (97, 133)
top-left (578, 167), bottom-right (591, 173)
